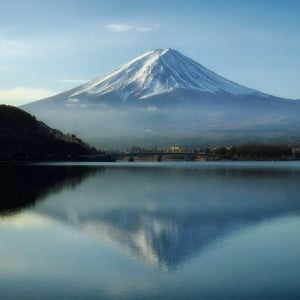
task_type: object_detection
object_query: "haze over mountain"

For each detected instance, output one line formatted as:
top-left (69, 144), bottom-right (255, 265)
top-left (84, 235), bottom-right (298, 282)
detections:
top-left (23, 49), bottom-right (300, 149)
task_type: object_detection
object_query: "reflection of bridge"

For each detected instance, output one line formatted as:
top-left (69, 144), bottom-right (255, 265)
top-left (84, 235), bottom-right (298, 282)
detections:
top-left (108, 152), bottom-right (213, 161)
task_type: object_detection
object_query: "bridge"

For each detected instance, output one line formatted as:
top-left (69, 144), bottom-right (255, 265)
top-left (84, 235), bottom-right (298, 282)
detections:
top-left (105, 152), bottom-right (213, 162)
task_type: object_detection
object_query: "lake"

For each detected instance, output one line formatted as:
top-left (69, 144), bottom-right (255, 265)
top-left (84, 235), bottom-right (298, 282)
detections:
top-left (1, 161), bottom-right (300, 299)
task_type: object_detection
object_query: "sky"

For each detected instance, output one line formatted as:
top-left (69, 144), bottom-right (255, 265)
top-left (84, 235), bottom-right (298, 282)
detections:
top-left (0, 0), bottom-right (300, 105)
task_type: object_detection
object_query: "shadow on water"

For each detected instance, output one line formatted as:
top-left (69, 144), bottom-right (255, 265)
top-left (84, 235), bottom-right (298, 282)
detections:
top-left (31, 164), bottom-right (300, 270)
top-left (0, 163), bottom-right (102, 216)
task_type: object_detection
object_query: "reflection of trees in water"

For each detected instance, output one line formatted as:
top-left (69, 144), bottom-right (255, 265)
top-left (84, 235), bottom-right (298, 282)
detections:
top-left (0, 164), bottom-right (102, 216)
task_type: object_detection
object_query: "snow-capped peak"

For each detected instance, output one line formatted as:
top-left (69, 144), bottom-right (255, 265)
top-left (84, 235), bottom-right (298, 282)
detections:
top-left (70, 48), bottom-right (265, 101)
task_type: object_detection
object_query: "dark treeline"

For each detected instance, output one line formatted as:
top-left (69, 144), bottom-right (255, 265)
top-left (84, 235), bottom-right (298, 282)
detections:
top-left (0, 105), bottom-right (102, 160)
top-left (210, 144), bottom-right (296, 160)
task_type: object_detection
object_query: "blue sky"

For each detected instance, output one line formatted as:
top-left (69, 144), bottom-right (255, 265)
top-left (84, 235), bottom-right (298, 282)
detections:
top-left (0, 0), bottom-right (299, 105)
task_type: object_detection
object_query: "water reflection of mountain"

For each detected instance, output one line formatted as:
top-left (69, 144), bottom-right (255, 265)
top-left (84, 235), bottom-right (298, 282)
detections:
top-left (0, 164), bottom-right (100, 215)
top-left (34, 165), bottom-right (300, 270)
top-left (70, 211), bottom-right (258, 269)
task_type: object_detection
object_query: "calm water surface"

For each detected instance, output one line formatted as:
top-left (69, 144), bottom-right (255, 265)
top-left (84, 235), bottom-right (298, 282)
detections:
top-left (1, 161), bottom-right (300, 299)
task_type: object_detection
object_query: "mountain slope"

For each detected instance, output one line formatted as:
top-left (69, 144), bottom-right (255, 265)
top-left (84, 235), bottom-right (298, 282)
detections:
top-left (0, 105), bottom-right (96, 158)
top-left (22, 49), bottom-right (300, 149)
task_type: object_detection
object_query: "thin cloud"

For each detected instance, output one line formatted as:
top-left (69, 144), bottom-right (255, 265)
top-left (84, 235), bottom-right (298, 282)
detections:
top-left (0, 88), bottom-right (57, 106)
top-left (106, 24), bottom-right (133, 32)
top-left (106, 23), bottom-right (160, 33)
top-left (137, 24), bottom-right (161, 32)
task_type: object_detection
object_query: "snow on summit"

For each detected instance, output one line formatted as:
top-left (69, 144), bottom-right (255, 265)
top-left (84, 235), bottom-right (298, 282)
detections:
top-left (70, 48), bottom-right (264, 102)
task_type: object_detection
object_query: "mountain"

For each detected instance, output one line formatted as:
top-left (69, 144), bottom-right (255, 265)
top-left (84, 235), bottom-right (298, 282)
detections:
top-left (23, 48), bottom-right (272, 108)
top-left (0, 105), bottom-right (97, 159)
top-left (22, 49), bottom-right (300, 149)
